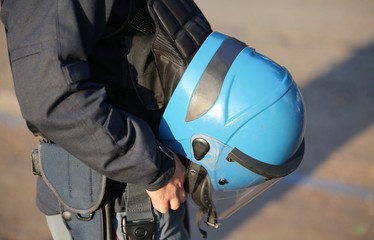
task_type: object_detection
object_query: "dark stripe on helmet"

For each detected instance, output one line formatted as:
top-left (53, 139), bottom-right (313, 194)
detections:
top-left (185, 37), bottom-right (247, 122)
top-left (226, 139), bottom-right (305, 179)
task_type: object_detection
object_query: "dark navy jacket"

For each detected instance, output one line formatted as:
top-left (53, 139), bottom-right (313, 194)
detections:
top-left (1, 0), bottom-right (211, 214)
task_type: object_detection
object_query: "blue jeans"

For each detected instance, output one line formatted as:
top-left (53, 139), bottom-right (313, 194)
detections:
top-left (46, 203), bottom-right (189, 240)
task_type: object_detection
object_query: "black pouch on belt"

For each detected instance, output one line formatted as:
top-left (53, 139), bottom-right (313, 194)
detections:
top-left (34, 142), bottom-right (113, 240)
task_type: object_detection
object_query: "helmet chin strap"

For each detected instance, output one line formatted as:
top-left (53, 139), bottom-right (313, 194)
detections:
top-left (185, 162), bottom-right (222, 238)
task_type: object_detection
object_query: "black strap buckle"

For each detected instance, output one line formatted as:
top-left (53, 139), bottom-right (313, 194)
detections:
top-left (122, 217), bottom-right (156, 240)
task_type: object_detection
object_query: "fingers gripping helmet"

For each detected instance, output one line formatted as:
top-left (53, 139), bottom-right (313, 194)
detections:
top-left (159, 32), bottom-right (306, 236)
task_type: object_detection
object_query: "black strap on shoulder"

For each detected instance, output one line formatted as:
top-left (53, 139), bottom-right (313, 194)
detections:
top-left (102, 0), bottom-right (151, 40)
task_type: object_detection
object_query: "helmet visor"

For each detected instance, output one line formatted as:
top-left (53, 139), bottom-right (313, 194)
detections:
top-left (188, 133), bottom-right (303, 220)
top-left (210, 178), bottom-right (280, 219)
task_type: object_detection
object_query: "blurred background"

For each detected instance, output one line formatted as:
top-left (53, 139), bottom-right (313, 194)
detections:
top-left (1, 0), bottom-right (373, 239)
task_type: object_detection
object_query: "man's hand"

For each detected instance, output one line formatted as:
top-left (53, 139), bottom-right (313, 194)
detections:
top-left (146, 152), bottom-right (187, 213)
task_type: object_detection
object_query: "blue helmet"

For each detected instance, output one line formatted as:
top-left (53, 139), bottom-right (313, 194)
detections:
top-left (159, 32), bottom-right (306, 233)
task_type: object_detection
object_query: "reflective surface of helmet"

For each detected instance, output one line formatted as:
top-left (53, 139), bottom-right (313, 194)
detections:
top-left (159, 32), bottom-right (306, 235)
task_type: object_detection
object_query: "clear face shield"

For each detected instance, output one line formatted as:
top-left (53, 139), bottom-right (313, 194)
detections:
top-left (185, 134), bottom-right (304, 237)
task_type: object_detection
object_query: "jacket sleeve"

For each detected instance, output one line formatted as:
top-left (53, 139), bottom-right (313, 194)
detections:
top-left (1, 0), bottom-right (175, 191)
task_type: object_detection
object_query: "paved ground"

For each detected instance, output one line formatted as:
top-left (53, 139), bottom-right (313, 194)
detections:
top-left (1, 1), bottom-right (374, 239)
